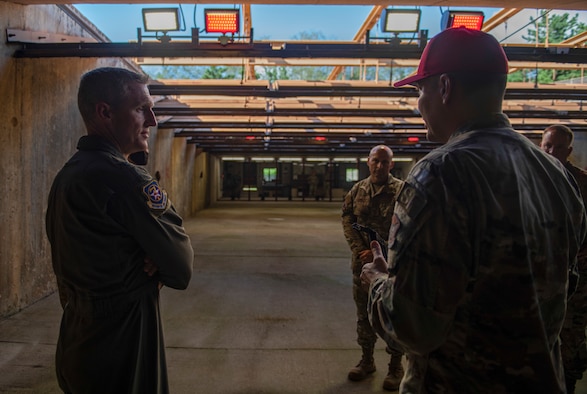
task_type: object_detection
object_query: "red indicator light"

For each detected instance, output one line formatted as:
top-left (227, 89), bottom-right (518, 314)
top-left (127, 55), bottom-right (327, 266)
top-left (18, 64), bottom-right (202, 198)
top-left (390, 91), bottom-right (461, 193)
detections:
top-left (407, 136), bottom-right (420, 143)
top-left (204, 9), bottom-right (240, 34)
top-left (315, 136), bottom-right (327, 141)
top-left (245, 135), bottom-right (255, 140)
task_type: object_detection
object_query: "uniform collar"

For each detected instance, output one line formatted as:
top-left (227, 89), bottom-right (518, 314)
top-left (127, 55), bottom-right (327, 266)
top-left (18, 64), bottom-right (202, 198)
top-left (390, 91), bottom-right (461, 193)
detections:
top-left (77, 135), bottom-right (125, 160)
top-left (452, 113), bottom-right (512, 138)
top-left (365, 174), bottom-right (397, 192)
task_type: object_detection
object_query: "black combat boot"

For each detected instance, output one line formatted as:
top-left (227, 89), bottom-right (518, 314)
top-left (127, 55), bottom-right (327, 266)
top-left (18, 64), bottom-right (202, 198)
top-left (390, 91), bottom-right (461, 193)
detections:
top-left (348, 347), bottom-right (376, 381)
top-left (383, 352), bottom-right (404, 391)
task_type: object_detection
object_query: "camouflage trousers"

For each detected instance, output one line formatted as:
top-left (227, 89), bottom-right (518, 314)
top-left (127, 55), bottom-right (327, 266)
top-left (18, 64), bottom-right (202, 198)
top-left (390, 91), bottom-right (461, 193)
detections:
top-left (352, 269), bottom-right (378, 348)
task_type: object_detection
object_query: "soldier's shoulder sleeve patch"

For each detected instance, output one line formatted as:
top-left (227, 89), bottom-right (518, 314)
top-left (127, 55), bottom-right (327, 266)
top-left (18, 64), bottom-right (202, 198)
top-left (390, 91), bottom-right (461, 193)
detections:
top-left (142, 180), bottom-right (169, 212)
top-left (387, 181), bottom-right (429, 274)
top-left (397, 182), bottom-right (427, 220)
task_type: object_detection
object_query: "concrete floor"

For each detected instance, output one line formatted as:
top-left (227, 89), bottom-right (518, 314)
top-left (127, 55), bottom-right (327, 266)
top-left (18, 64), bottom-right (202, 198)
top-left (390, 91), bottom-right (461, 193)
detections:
top-left (1, 201), bottom-right (586, 394)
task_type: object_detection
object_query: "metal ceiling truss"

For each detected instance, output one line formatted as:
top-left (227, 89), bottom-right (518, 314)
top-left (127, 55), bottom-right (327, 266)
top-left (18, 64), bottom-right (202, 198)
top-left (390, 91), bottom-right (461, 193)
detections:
top-left (11, 41), bottom-right (587, 65)
top-left (8, 3), bottom-right (587, 158)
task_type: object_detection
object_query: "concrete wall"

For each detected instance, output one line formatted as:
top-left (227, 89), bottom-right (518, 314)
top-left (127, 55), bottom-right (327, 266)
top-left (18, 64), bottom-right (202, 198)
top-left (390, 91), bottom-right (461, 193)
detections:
top-left (191, 150), bottom-right (209, 213)
top-left (0, 2), bottom-right (203, 317)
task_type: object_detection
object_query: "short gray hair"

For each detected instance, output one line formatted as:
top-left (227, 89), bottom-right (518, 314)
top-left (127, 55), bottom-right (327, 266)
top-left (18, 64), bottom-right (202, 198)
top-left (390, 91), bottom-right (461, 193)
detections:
top-left (78, 67), bottom-right (149, 124)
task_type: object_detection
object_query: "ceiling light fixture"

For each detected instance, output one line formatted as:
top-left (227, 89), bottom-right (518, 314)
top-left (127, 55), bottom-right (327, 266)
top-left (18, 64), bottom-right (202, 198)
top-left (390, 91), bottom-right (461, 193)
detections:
top-left (441, 10), bottom-right (485, 30)
top-left (381, 9), bottom-right (422, 34)
top-left (204, 9), bottom-right (240, 34)
top-left (142, 8), bottom-right (180, 43)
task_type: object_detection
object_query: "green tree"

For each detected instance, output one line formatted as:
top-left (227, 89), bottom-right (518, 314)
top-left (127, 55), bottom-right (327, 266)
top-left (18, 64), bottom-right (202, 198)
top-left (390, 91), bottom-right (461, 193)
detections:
top-left (202, 65), bottom-right (241, 79)
top-left (338, 65), bottom-right (416, 83)
top-left (509, 11), bottom-right (587, 84)
top-left (143, 65), bottom-right (206, 80)
top-left (260, 66), bottom-right (291, 82)
top-left (524, 11), bottom-right (586, 44)
top-left (287, 31), bottom-right (332, 81)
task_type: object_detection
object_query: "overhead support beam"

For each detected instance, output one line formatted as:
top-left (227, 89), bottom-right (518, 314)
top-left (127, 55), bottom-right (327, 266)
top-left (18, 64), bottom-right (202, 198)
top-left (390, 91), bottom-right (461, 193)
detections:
top-left (154, 107), bottom-right (422, 117)
top-left (11, 41), bottom-right (423, 59)
top-left (327, 5), bottom-right (385, 81)
top-left (153, 106), bottom-right (587, 120)
top-left (158, 120), bottom-right (428, 130)
top-left (241, 3), bottom-right (256, 80)
top-left (181, 144), bottom-right (439, 156)
top-left (159, 120), bottom-right (586, 132)
top-left (561, 30), bottom-right (587, 47)
top-left (482, 8), bottom-right (523, 32)
top-left (148, 84), bottom-right (587, 101)
top-left (12, 42), bottom-right (587, 65)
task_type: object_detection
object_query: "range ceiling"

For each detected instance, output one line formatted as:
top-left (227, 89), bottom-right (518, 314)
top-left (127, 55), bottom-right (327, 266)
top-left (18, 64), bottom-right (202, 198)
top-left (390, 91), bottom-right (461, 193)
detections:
top-left (8, 1), bottom-right (587, 157)
top-left (149, 80), bottom-right (587, 156)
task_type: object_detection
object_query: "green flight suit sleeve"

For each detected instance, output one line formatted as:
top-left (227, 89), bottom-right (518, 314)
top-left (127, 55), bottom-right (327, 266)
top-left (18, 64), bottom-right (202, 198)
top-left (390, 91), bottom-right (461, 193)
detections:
top-left (111, 175), bottom-right (194, 290)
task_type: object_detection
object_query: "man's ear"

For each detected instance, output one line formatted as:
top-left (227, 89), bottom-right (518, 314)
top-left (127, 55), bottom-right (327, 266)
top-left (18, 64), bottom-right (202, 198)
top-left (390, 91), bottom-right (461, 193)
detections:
top-left (438, 74), bottom-right (452, 104)
top-left (95, 102), bottom-right (112, 121)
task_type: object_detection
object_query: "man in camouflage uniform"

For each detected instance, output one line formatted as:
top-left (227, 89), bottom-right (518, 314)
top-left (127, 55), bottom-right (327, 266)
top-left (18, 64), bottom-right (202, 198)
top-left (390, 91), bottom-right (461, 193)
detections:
top-left (541, 124), bottom-right (587, 394)
top-left (342, 145), bottom-right (404, 391)
top-left (361, 28), bottom-right (586, 393)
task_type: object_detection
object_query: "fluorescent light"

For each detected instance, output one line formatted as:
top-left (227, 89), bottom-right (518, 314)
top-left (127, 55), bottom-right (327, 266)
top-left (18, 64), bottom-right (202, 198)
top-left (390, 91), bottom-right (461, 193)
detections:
top-left (222, 156), bottom-right (245, 161)
top-left (393, 157), bottom-right (414, 162)
top-left (142, 8), bottom-right (180, 32)
top-left (251, 157), bottom-right (276, 162)
top-left (279, 157), bottom-right (303, 162)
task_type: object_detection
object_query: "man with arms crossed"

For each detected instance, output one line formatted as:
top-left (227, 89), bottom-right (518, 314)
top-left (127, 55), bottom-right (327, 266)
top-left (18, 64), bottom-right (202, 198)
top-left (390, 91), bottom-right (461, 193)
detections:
top-left (46, 67), bottom-right (194, 394)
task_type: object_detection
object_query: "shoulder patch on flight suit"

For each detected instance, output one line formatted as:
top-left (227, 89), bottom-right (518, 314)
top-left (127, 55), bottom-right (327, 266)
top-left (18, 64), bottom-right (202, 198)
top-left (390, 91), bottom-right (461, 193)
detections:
top-left (142, 180), bottom-right (168, 211)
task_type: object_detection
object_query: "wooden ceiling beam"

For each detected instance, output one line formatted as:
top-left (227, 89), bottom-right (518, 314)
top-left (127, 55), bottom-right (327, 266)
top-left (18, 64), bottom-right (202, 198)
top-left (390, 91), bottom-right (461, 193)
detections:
top-left (482, 8), bottom-right (523, 32)
top-left (242, 4), bottom-right (257, 80)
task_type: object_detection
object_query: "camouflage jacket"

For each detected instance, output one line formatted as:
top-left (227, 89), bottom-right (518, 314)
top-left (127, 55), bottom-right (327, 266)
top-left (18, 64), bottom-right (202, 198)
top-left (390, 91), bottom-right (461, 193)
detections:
top-left (368, 115), bottom-right (587, 393)
top-left (342, 174), bottom-right (404, 262)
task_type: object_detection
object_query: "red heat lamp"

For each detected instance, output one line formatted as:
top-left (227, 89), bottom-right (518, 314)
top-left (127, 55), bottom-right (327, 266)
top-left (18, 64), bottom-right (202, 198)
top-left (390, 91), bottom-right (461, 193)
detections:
top-left (245, 135), bottom-right (255, 141)
top-left (407, 136), bottom-right (420, 143)
top-left (314, 136), bottom-right (327, 142)
top-left (204, 9), bottom-right (240, 34)
top-left (441, 11), bottom-right (484, 31)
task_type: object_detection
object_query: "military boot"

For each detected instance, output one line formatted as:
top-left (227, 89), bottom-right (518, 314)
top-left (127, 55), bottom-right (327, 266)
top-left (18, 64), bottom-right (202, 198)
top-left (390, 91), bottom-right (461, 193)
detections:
top-left (348, 348), bottom-right (376, 381)
top-left (383, 352), bottom-right (404, 391)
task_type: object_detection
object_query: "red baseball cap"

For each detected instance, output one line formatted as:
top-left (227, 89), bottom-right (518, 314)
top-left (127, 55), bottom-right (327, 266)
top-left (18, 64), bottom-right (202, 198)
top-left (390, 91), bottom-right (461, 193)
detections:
top-left (394, 27), bottom-right (509, 87)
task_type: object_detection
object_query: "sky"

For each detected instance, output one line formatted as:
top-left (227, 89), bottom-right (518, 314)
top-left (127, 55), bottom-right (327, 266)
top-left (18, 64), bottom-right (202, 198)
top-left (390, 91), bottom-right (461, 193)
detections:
top-left (73, 4), bottom-right (509, 43)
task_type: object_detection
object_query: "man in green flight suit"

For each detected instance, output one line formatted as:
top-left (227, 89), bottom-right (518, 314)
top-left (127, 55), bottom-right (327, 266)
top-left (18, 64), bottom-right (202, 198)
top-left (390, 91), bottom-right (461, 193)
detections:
top-left (46, 67), bottom-right (194, 394)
